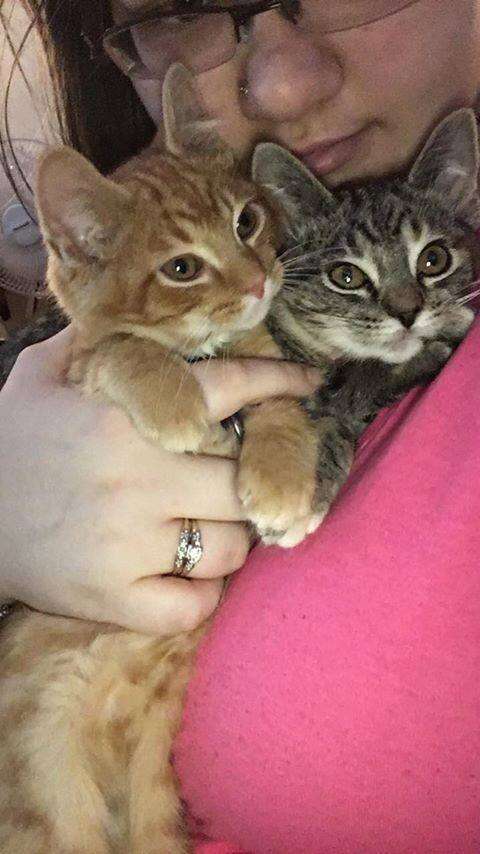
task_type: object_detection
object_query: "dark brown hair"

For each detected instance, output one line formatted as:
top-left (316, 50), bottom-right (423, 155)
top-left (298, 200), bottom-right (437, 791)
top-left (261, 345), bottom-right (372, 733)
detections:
top-left (1, 0), bottom-right (156, 176)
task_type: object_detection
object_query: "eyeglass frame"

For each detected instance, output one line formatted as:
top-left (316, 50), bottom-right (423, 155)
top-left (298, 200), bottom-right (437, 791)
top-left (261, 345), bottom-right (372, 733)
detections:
top-left (83, 0), bottom-right (422, 75)
top-left (83, 0), bottom-right (301, 61)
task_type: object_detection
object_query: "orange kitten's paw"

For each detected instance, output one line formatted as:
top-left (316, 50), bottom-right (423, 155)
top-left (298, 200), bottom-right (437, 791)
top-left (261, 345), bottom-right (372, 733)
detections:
top-left (133, 398), bottom-right (211, 453)
top-left (238, 400), bottom-right (321, 547)
top-left (138, 415), bottom-right (210, 453)
top-left (198, 424), bottom-right (239, 458)
top-left (237, 455), bottom-right (318, 547)
top-left (262, 508), bottom-right (327, 548)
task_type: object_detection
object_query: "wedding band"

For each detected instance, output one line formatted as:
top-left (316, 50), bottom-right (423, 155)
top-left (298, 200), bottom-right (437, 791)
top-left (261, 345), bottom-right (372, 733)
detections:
top-left (221, 412), bottom-right (244, 442)
top-left (172, 519), bottom-right (203, 576)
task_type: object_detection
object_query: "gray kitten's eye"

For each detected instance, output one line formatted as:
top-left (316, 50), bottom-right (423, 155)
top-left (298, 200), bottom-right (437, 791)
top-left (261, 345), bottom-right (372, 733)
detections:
top-left (236, 203), bottom-right (261, 241)
top-left (160, 254), bottom-right (203, 282)
top-left (328, 263), bottom-right (370, 290)
top-left (417, 243), bottom-right (451, 279)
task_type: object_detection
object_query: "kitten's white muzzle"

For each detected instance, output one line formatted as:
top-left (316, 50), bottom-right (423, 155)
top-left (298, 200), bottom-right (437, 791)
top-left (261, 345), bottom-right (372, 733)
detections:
top-left (238, 276), bottom-right (279, 330)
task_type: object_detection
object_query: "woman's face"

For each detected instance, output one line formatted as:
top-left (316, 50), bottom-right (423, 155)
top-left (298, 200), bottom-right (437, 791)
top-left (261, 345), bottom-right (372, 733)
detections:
top-left (116, 0), bottom-right (480, 186)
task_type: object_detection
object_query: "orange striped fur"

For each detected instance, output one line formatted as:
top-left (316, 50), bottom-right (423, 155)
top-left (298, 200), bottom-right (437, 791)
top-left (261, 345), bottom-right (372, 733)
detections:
top-left (0, 67), bottom-right (321, 853)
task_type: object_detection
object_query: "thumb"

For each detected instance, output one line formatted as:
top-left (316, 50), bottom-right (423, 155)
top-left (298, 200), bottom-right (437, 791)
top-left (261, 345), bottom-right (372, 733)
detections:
top-left (192, 358), bottom-right (324, 422)
top-left (5, 324), bottom-right (75, 385)
top-left (34, 325), bottom-right (76, 380)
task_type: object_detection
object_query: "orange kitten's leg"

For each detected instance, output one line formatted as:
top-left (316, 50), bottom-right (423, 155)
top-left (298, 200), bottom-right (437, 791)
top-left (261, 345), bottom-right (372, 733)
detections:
top-left (230, 325), bottom-right (325, 546)
top-left (71, 336), bottom-right (217, 453)
top-left (238, 398), bottom-right (322, 546)
top-left (1, 613), bottom-right (207, 854)
top-left (128, 627), bottom-right (207, 854)
top-left (0, 612), bottom-right (113, 854)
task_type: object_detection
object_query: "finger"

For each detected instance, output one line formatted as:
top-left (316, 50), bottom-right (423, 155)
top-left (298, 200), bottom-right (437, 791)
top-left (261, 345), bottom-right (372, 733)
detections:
top-left (9, 325), bottom-right (75, 382)
top-left (113, 576), bottom-right (224, 635)
top-left (165, 454), bottom-right (246, 521)
top-left (36, 323), bottom-right (75, 353)
top-left (112, 449), bottom-right (247, 522)
top-left (141, 518), bottom-right (250, 579)
top-left (192, 358), bottom-right (324, 422)
top-left (38, 326), bottom-right (78, 381)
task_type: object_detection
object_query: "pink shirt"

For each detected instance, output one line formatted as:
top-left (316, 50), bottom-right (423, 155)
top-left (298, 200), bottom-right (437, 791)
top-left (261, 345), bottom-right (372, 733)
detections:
top-left (175, 317), bottom-right (480, 854)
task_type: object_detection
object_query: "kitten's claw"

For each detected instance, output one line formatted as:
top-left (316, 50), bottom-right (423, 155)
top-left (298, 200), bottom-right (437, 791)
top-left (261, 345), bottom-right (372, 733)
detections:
top-left (239, 480), bottom-right (315, 542)
top-left (137, 416), bottom-right (210, 453)
top-left (239, 480), bottom-right (322, 548)
top-left (260, 509), bottom-right (326, 548)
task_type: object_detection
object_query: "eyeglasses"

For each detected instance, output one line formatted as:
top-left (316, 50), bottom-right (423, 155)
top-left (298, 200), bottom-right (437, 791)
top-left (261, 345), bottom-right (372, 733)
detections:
top-left (100, 0), bottom-right (422, 82)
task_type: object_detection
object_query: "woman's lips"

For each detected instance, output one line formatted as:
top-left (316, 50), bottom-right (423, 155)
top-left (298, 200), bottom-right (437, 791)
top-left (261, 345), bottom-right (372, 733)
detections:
top-left (295, 126), bottom-right (370, 176)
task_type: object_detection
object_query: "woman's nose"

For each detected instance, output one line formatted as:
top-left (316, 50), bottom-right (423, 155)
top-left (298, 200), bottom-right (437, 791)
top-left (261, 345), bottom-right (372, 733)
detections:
top-left (240, 12), bottom-right (344, 124)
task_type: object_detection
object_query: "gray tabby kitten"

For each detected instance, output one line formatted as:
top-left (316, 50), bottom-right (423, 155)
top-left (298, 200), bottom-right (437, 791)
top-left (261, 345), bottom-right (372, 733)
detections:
top-left (252, 109), bottom-right (480, 520)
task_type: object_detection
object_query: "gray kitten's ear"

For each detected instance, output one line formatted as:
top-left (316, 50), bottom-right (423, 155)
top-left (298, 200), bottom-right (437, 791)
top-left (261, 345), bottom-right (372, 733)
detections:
top-left (252, 143), bottom-right (336, 220)
top-left (162, 63), bottom-right (233, 161)
top-left (408, 109), bottom-right (480, 229)
top-left (35, 147), bottom-right (134, 265)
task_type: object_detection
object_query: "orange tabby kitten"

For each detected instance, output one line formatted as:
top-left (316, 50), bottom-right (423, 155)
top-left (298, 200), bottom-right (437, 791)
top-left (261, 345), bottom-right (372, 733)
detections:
top-left (0, 66), bottom-right (320, 854)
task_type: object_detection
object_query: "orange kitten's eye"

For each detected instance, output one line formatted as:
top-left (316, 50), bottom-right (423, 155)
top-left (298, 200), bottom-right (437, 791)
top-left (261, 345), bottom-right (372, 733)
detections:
top-left (160, 255), bottom-right (203, 282)
top-left (236, 203), bottom-right (262, 241)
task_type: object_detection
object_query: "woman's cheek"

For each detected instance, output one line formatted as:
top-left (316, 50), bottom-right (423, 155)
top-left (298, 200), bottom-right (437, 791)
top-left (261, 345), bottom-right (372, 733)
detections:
top-left (341, 23), bottom-right (436, 114)
top-left (340, 0), bottom-right (478, 115)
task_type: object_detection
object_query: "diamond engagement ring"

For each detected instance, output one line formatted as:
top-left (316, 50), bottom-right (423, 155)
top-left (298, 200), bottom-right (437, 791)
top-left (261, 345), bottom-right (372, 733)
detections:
top-left (172, 519), bottom-right (203, 576)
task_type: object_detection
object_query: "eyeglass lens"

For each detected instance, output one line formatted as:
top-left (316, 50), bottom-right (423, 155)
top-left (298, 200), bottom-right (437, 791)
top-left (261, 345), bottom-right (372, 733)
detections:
top-left (104, 0), bottom-right (420, 80)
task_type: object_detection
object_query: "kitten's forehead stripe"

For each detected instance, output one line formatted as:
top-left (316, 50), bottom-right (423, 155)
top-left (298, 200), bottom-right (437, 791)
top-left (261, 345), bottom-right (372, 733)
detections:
top-left (403, 221), bottom-right (430, 278)
top-left (344, 190), bottom-right (410, 244)
top-left (129, 172), bottom-right (166, 205)
top-left (386, 207), bottom-right (407, 238)
top-left (126, 165), bottom-right (243, 246)
top-left (127, 158), bottom-right (228, 222)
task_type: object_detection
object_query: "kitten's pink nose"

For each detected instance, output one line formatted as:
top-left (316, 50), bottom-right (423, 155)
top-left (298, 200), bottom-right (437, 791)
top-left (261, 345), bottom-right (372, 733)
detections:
top-left (247, 272), bottom-right (266, 300)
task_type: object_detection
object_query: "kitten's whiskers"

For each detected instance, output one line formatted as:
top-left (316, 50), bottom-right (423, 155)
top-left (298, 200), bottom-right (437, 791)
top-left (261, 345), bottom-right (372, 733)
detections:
top-left (278, 244), bottom-right (308, 263)
top-left (281, 244), bottom-right (345, 271)
top-left (455, 285), bottom-right (480, 305)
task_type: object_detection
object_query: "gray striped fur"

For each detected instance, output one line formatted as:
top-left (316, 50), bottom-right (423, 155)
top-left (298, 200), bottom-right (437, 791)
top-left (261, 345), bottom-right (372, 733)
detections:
top-left (254, 110), bottom-right (480, 518)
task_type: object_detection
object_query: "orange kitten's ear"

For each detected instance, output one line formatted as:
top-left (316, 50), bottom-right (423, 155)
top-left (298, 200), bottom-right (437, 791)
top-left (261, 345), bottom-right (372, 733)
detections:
top-left (35, 147), bottom-right (135, 265)
top-left (162, 63), bottom-right (234, 163)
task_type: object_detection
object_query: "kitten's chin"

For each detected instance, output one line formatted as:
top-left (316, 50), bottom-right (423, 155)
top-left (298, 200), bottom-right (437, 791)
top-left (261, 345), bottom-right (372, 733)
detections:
top-left (332, 331), bottom-right (423, 364)
top-left (379, 329), bottom-right (425, 364)
top-left (380, 337), bottom-right (424, 365)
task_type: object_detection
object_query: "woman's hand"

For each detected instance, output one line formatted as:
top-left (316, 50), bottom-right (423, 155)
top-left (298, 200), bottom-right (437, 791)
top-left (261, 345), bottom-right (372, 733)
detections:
top-left (0, 328), bottom-right (320, 635)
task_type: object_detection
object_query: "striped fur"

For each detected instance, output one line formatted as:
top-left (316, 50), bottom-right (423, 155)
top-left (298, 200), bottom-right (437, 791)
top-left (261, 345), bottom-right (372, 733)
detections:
top-left (0, 67), bottom-right (321, 854)
top-left (254, 109), bottom-right (480, 517)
